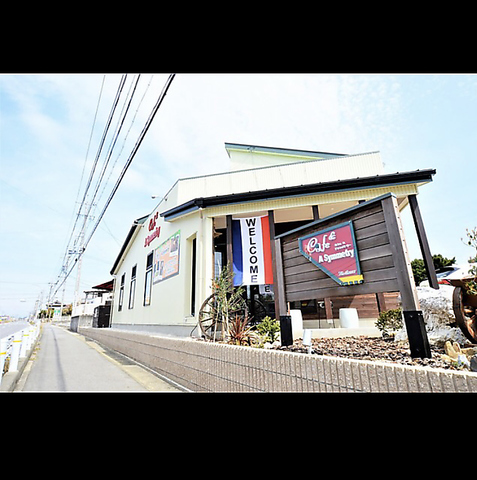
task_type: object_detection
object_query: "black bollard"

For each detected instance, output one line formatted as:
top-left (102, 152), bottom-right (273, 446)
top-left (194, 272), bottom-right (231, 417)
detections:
top-left (279, 315), bottom-right (293, 347)
top-left (403, 310), bottom-right (432, 359)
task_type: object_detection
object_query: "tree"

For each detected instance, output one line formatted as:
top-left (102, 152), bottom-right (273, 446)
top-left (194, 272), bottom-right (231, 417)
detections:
top-left (432, 254), bottom-right (456, 270)
top-left (411, 254), bottom-right (456, 286)
top-left (411, 259), bottom-right (427, 286)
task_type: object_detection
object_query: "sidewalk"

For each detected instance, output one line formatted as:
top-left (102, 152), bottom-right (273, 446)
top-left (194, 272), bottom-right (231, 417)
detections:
top-left (15, 324), bottom-right (181, 392)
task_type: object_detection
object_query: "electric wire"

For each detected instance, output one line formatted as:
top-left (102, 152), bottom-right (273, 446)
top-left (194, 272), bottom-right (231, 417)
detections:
top-left (49, 74), bottom-right (128, 300)
top-left (77, 74), bottom-right (127, 215)
top-left (49, 76), bottom-right (106, 282)
top-left (95, 75), bottom-right (154, 211)
top-left (80, 75), bottom-right (141, 239)
top-left (83, 73), bottom-right (175, 251)
top-left (54, 74), bottom-right (133, 294)
top-left (57, 75), bottom-right (126, 278)
top-left (50, 74), bottom-right (175, 299)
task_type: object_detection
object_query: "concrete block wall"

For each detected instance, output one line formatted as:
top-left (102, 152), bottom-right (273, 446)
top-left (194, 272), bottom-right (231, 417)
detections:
top-left (78, 327), bottom-right (477, 393)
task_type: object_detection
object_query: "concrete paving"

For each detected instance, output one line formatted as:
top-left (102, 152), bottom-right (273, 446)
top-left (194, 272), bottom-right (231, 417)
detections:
top-left (15, 324), bottom-right (181, 392)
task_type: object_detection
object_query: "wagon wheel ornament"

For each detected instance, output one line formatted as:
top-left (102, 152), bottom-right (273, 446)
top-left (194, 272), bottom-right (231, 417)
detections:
top-left (198, 292), bottom-right (248, 341)
top-left (453, 286), bottom-right (477, 343)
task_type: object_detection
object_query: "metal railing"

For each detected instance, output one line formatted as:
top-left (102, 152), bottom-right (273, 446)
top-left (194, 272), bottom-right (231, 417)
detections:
top-left (0, 321), bottom-right (41, 387)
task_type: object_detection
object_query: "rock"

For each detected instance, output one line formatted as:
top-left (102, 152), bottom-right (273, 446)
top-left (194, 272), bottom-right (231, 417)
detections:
top-left (462, 347), bottom-right (477, 357)
top-left (441, 354), bottom-right (454, 364)
top-left (395, 287), bottom-right (470, 346)
top-left (445, 340), bottom-right (460, 360)
top-left (470, 355), bottom-right (477, 373)
top-left (458, 354), bottom-right (470, 368)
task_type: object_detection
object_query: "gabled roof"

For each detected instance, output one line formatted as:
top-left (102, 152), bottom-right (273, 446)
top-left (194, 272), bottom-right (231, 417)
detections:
top-left (225, 142), bottom-right (347, 160)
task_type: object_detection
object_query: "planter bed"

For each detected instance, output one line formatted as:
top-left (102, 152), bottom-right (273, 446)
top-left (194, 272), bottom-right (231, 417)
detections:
top-left (273, 336), bottom-right (467, 371)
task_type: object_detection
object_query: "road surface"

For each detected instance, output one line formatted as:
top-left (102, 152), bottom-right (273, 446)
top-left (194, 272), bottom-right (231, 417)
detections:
top-left (0, 320), bottom-right (30, 339)
top-left (16, 324), bottom-right (181, 392)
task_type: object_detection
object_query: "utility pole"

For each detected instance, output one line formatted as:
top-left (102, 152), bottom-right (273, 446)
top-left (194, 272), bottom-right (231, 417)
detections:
top-left (72, 202), bottom-right (94, 314)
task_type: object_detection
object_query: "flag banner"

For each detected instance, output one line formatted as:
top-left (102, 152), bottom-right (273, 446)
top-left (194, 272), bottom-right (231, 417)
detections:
top-left (232, 216), bottom-right (274, 286)
top-left (298, 221), bottom-right (364, 286)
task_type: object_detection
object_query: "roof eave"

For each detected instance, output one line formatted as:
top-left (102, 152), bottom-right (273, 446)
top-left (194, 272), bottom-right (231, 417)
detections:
top-left (110, 215), bottom-right (148, 275)
top-left (160, 169), bottom-right (436, 221)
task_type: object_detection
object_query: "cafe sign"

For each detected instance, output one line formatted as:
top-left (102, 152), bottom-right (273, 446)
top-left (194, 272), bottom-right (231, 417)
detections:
top-left (298, 221), bottom-right (364, 286)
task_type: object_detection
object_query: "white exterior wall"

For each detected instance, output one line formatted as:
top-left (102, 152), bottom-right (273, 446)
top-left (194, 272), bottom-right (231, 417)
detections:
top-left (72, 293), bottom-right (113, 317)
top-left (167, 151), bottom-right (384, 209)
top-left (111, 205), bottom-right (213, 333)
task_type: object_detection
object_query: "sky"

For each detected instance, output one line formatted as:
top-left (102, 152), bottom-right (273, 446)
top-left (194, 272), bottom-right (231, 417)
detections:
top-left (0, 73), bottom-right (476, 317)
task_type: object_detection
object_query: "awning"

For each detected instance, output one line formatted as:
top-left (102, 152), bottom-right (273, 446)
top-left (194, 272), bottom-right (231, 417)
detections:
top-left (92, 280), bottom-right (114, 291)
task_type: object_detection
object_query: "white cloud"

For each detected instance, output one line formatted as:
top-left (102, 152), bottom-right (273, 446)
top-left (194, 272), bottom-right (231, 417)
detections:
top-left (142, 74), bottom-right (404, 182)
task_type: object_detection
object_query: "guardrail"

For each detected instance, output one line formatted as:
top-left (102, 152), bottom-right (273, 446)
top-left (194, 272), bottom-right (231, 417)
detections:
top-left (0, 321), bottom-right (41, 387)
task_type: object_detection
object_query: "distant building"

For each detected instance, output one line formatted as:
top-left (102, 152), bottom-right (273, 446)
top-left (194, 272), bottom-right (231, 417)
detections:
top-left (70, 280), bottom-right (113, 331)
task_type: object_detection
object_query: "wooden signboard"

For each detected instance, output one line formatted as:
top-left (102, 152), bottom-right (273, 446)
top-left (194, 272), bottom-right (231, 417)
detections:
top-left (273, 193), bottom-right (431, 358)
top-left (298, 221), bottom-right (364, 286)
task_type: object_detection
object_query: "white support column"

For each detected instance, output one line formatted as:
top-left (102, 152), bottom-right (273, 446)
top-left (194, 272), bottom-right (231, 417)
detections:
top-left (8, 331), bottom-right (23, 372)
top-left (19, 329), bottom-right (29, 358)
top-left (0, 338), bottom-right (8, 385)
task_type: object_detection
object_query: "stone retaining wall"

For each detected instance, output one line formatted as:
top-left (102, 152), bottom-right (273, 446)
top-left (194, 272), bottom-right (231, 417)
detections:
top-left (78, 327), bottom-right (477, 392)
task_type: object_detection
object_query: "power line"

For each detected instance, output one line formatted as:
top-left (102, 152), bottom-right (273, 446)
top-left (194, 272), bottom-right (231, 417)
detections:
top-left (95, 75), bottom-right (154, 211)
top-left (77, 75), bottom-right (127, 215)
top-left (81, 74), bottom-right (141, 233)
top-left (57, 75), bottom-right (123, 278)
top-left (46, 77), bottom-right (105, 297)
top-left (52, 75), bottom-right (132, 300)
top-left (50, 73), bottom-right (176, 299)
top-left (83, 74), bottom-right (176, 251)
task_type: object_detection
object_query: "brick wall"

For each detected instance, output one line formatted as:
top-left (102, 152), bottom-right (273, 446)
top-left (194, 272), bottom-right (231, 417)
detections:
top-left (78, 327), bottom-right (477, 393)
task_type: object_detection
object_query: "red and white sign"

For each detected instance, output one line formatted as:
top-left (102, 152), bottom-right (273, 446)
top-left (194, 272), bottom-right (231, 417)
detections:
top-left (298, 221), bottom-right (364, 286)
top-left (144, 212), bottom-right (161, 247)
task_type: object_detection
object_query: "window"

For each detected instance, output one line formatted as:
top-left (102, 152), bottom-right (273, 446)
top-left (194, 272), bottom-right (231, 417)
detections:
top-left (128, 265), bottom-right (137, 309)
top-left (118, 273), bottom-right (125, 311)
top-left (144, 252), bottom-right (153, 306)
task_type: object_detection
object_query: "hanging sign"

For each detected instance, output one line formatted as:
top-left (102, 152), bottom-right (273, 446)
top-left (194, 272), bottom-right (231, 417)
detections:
top-left (298, 221), bottom-right (364, 286)
top-left (232, 216), bottom-right (274, 286)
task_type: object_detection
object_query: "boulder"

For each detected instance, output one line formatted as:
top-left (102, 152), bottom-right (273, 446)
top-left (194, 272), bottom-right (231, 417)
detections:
top-left (444, 340), bottom-right (461, 359)
top-left (395, 286), bottom-right (470, 346)
top-left (470, 355), bottom-right (477, 373)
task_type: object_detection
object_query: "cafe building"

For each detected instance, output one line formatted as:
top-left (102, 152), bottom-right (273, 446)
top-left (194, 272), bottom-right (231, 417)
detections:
top-left (109, 142), bottom-right (436, 337)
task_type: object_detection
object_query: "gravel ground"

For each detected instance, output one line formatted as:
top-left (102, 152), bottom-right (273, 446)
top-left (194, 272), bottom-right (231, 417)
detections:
top-left (274, 336), bottom-right (466, 371)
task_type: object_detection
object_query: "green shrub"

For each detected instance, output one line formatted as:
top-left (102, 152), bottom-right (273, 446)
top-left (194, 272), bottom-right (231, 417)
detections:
top-left (256, 316), bottom-right (280, 343)
top-left (375, 308), bottom-right (403, 338)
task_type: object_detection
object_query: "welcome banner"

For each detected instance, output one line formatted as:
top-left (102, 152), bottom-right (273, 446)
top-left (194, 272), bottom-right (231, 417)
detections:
top-left (232, 216), bottom-right (274, 286)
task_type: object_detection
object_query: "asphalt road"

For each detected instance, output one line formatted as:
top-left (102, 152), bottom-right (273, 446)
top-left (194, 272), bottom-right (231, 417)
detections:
top-left (0, 320), bottom-right (30, 339)
top-left (16, 324), bottom-right (181, 392)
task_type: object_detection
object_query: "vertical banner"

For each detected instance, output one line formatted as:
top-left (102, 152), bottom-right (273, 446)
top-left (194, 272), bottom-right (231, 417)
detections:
top-left (232, 216), bottom-right (273, 286)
